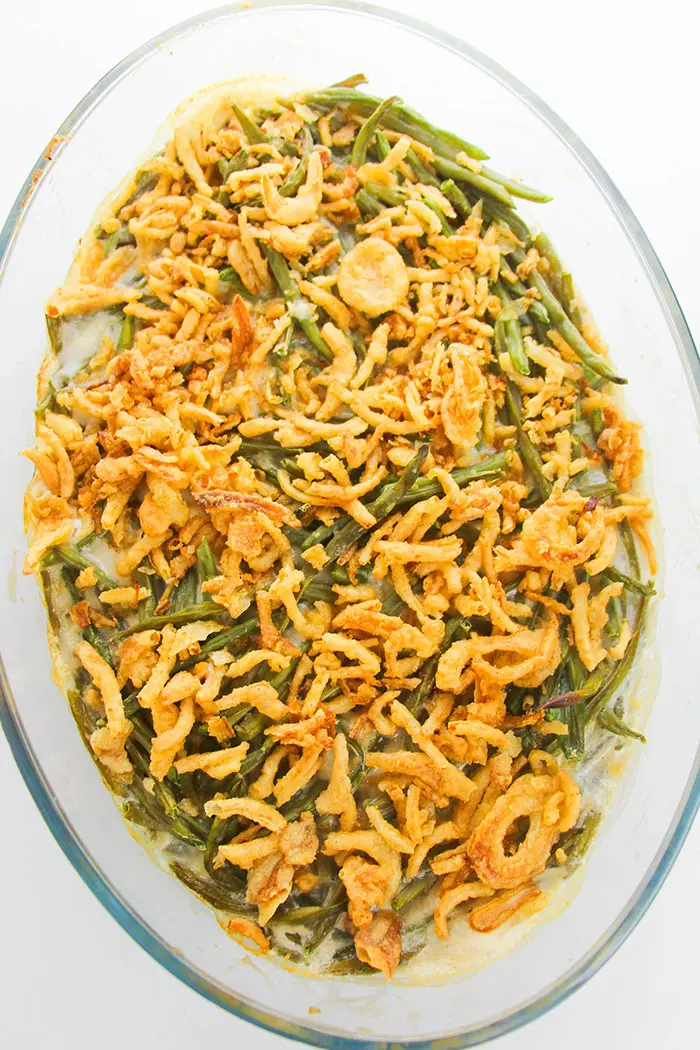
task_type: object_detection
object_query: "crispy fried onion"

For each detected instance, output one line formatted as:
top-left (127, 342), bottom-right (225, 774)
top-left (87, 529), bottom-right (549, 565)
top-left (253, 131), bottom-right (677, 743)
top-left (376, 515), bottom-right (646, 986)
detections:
top-left (262, 150), bottom-right (324, 226)
top-left (325, 829), bottom-right (402, 928)
top-left (337, 237), bottom-right (409, 318)
top-left (434, 881), bottom-right (494, 938)
top-left (315, 733), bottom-right (357, 831)
top-left (75, 640), bottom-right (132, 779)
top-left (174, 743), bottom-right (249, 779)
top-left (467, 883), bottom-right (542, 933)
top-left (205, 799), bottom-right (319, 924)
top-left (467, 770), bottom-right (580, 889)
top-left (496, 489), bottom-right (607, 584)
top-left (354, 910), bottom-right (403, 979)
top-left (23, 493), bottom-right (75, 575)
top-left (440, 343), bottom-right (486, 449)
top-left (436, 611), bottom-right (560, 692)
top-left (569, 580), bottom-right (624, 671)
top-left (226, 916), bottom-right (270, 955)
top-left (388, 701), bottom-right (476, 802)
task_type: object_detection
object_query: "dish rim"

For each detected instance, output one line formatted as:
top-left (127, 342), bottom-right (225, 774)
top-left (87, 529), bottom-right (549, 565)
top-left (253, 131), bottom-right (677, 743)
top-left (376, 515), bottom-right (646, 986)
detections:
top-left (1, 1), bottom-right (699, 1046)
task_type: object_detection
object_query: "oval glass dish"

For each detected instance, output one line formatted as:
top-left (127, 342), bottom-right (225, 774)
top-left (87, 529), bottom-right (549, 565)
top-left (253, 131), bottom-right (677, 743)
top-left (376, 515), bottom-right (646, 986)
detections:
top-left (1, 2), bottom-right (699, 1046)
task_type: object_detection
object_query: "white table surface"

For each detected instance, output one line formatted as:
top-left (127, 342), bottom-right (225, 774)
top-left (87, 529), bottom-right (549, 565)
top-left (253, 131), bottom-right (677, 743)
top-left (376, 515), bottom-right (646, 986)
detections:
top-left (1, 1), bottom-right (698, 1047)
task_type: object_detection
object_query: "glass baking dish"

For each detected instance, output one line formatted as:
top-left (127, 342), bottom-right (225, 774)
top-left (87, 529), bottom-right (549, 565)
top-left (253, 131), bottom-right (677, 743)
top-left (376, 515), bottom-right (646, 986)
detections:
top-left (1, 2), bottom-right (699, 1046)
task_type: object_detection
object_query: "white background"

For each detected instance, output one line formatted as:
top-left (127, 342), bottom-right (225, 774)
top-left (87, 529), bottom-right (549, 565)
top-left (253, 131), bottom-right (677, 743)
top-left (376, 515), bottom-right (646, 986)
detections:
top-left (1, 1), bottom-right (698, 1048)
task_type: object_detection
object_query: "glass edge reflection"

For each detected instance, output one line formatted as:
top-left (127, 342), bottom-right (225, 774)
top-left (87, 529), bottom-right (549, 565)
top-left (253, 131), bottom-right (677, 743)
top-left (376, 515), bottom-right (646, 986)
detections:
top-left (1, 3), bottom-right (698, 1048)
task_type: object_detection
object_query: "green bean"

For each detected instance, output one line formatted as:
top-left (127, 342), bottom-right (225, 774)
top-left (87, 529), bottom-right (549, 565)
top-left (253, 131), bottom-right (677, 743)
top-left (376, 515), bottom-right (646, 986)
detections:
top-left (279, 457), bottom-right (304, 478)
top-left (421, 198), bottom-right (453, 236)
top-left (569, 477), bottom-right (617, 500)
top-left (362, 794), bottom-right (395, 820)
top-left (261, 245), bottom-right (333, 362)
top-left (533, 232), bottom-right (574, 308)
top-left (440, 178), bottom-right (471, 219)
top-left (173, 617), bottom-right (260, 674)
top-left (431, 155), bottom-right (514, 207)
top-left (303, 88), bottom-right (488, 161)
top-left (560, 272), bottom-right (582, 327)
top-left (589, 406), bottom-right (605, 439)
top-left (76, 531), bottom-right (97, 550)
top-left (496, 315), bottom-right (529, 375)
top-left (364, 181), bottom-right (406, 208)
top-left (332, 73), bottom-right (368, 89)
top-left (619, 518), bottom-right (641, 580)
top-left (528, 272), bottom-right (625, 385)
top-left (35, 379), bottom-right (61, 416)
top-left (299, 456), bottom-right (505, 558)
top-left (232, 103), bottom-right (268, 144)
top-left (374, 129), bottom-right (392, 162)
top-left (280, 781), bottom-right (325, 822)
top-left (119, 602), bottom-right (230, 638)
top-left (355, 188), bottom-right (384, 217)
top-left (239, 439), bottom-right (305, 455)
top-left (605, 594), bottom-right (623, 643)
top-left (482, 197), bottom-right (533, 244)
top-left (504, 382), bottom-right (552, 500)
top-left (558, 651), bottom-right (586, 760)
top-left (101, 223), bottom-right (134, 255)
top-left (343, 734), bottom-right (365, 791)
top-left (196, 536), bottom-right (219, 583)
top-left (537, 661), bottom-right (610, 713)
top-left (45, 315), bottom-right (63, 357)
top-left (381, 586), bottom-right (407, 617)
top-left (403, 616), bottom-right (467, 715)
top-left (301, 522), bottom-right (334, 550)
top-left (323, 444), bottom-right (429, 563)
top-left (278, 155), bottom-right (308, 197)
top-left (60, 568), bottom-right (115, 669)
top-left (235, 710), bottom-right (268, 742)
top-left (66, 687), bottom-right (97, 747)
top-left (117, 313), bottom-right (135, 351)
top-left (170, 566), bottom-right (198, 612)
top-left (126, 758), bottom-right (208, 848)
top-left (329, 564), bottom-right (351, 585)
top-left (136, 571), bottom-right (158, 619)
top-left (217, 266), bottom-right (248, 297)
top-left (223, 703), bottom-right (250, 730)
top-left (218, 149), bottom-right (249, 182)
top-left (498, 266), bottom-right (549, 325)
top-left (326, 957), bottom-right (373, 976)
top-left (586, 596), bottom-right (648, 724)
top-left (480, 167), bottom-right (551, 203)
top-left (601, 565), bottom-right (655, 597)
top-left (157, 796), bottom-right (208, 845)
top-left (273, 903), bottom-right (345, 926)
top-left (553, 812), bottom-right (600, 866)
top-left (305, 882), bottom-right (348, 956)
top-left (392, 871), bottom-right (439, 911)
top-left (204, 815), bottom-right (239, 879)
top-left (597, 708), bottom-right (646, 743)
top-left (170, 862), bottom-right (253, 914)
top-left (393, 452), bottom-right (509, 508)
top-left (405, 148), bottom-right (441, 188)
top-left (237, 735), bottom-right (278, 779)
top-left (126, 792), bottom-right (203, 848)
top-left (54, 544), bottom-right (117, 592)
top-left (351, 96), bottom-right (400, 167)
top-left (122, 801), bottom-right (164, 832)
top-left (303, 580), bottom-right (336, 604)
